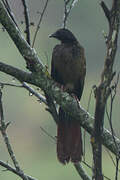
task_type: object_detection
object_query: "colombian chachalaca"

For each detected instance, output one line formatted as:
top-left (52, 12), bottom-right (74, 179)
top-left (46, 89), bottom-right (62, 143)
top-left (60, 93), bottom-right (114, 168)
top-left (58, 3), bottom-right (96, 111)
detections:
top-left (49, 28), bottom-right (86, 164)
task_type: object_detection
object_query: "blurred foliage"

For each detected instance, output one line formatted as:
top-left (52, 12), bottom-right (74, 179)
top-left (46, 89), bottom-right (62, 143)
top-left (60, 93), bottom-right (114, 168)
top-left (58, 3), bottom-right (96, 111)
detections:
top-left (0, 0), bottom-right (120, 179)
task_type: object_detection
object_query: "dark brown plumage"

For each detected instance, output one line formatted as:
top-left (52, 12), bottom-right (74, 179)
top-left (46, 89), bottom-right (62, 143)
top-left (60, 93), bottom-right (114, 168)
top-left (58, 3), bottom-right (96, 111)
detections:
top-left (50, 28), bottom-right (86, 164)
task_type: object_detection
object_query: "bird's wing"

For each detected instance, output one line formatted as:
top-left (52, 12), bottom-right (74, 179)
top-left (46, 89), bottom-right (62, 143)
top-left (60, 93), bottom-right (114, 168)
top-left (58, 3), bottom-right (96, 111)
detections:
top-left (51, 45), bottom-right (64, 84)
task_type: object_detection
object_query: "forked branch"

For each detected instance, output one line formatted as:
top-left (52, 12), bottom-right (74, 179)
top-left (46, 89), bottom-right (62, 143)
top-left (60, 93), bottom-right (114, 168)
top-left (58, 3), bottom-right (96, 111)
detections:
top-left (91, 0), bottom-right (120, 179)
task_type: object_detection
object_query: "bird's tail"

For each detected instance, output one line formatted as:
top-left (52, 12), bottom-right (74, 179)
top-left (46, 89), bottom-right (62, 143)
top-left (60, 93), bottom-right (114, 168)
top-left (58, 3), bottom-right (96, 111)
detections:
top-left (57, 107), bottom-right (83, 164)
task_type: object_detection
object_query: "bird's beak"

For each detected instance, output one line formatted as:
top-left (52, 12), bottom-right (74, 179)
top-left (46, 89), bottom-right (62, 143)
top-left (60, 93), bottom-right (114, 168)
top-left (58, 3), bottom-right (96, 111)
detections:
top-left (49, 33), bottom-right (56, 38)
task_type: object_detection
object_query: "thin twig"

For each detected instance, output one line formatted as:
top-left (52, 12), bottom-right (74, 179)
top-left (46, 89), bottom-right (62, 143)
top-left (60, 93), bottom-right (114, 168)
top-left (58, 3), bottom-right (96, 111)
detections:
top-left (107, 92), bottom-right (118, 150)
top-left (0, 90), bottom-right (29, 180)
top-left (0, 1), bottom-right (44, 73)
top-left (105, 147), bottom-right (117, 170)
top-left (74, 163), bottom-right (91, 180)
top-left (100, 1), bottom-right (111, 25)
top-left (63, 0), bottom-right (79, 28)
top-left (106, 74), bottom-right (120, 180)
top-left (82, 161), bottom-right (111, 180)
top-left (0, 82), bottom-right (22, 88)
top-left (106, 73), bottom-right (120, 151)
top-left (83, 88), bottom-right (93, 161)
top-left (0, 160), bottom-right (37, 180)
top-left (32, 0), bottom-right (49, 47)
top-left (22, 82), bottom-right (47, 104)
top-left (22, 82), bottom-right (59, 124)
top-left (21, 0), bottom-right (31, 45)
top-left (40, 126), bottom-right (56, 142)
top-left (115, 157), bottom-right (119, 180)
top-left (0, 91), bottom-right (20, 171)
top-left (0, 81), bottom-right (58, 126)
top-left (1, 0), bottom-right (19, 30)
top-left (0, 81), bottom-right (47, 104)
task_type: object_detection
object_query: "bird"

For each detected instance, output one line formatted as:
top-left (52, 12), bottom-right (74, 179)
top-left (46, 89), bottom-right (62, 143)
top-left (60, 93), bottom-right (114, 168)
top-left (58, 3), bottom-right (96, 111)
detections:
top-left (49, 28), bottom-right (86, 164)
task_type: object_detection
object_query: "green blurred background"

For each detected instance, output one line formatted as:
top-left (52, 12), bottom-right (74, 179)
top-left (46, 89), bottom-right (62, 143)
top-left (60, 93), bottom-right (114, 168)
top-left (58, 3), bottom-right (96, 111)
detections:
top-left (0, 0), bottom-right (120, 179)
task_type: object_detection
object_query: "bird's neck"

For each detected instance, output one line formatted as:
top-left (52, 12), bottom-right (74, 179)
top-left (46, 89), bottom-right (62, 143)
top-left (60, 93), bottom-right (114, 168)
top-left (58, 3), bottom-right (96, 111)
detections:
top-left (61, 40), bottom-right (78, 46)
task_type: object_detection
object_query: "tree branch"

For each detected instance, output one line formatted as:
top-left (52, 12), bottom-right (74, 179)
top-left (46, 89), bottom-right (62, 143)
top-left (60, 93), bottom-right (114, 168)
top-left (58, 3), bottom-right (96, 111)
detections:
top-left (0, 90), bottom-right (29, 180)
top-left (0, 160), bottom-right (37, 180)
top-left (100, 1), bottom-right (111, 24)
top-left (32, 0), bottom-right (49, 47)
top-left (0, 1), bottom-right (44, 72)
top-left (23, 82), bottom-right (59, 124)
top-left (22, 82), bottom-right (47, 104)
top-left (1, 0), bottom-right (19, 30)
top-left (21, 0), bottom-right (31, 45)
top-left (0, 62), bottom-right (32, 82)
top-left (92, 0), bottom-right (120, 179)
top-left (0, 61), bottom-right (120, 158)
top-left (63, 0), bottom-right (79, 28)
top-left (74, 163), bottom-right (92, 180)
top-left (0, 1), bottom-right (120, 179)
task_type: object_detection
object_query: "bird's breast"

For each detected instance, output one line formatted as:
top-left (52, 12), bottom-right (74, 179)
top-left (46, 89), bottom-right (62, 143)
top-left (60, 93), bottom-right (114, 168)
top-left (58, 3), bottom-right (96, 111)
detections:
top-left (54, 56), bottom-right (81, 84)
top-left (52, 43), bottom-right (86, 92)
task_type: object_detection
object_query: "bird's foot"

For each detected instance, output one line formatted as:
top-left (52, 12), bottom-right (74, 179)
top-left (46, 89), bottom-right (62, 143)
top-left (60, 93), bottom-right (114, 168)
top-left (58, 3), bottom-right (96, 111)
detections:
top-left (71, 94), bottom-right (80, 108)
top-left (55, 83), bottom-right (66, 91)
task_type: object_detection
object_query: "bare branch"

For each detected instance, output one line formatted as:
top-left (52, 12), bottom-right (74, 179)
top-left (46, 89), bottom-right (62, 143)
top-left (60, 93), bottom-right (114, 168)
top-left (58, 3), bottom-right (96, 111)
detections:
top-left (115, 157), bottom-right (119, 180)
top-left (0, 80), bottom-right (58, 126)
top-left (1, 0), bottom-right (19, 29)
top-left (1, 2), bottom-right (120, 179)
top-left (22, 82), bottom-right (47, 104)
top-left (92, 0), bottom-right (120, 179)
top-left (0, 82), bottom-right (22, 88)
top-left (106, 74), bottom-right (120, 180)
top-left (0, 160), bottom-right (37, 180)
top-left (108, 92), bottom-right (118, 151)
top-left (0, 90), bottom-right (29, 180)
top-left (0, 1), bottom-right (44, 72)
top-left (0, 91), bottom-right (19, 171)
top-left (21, 0), bottom-right (31, 45)
top-left (0, 62), bottom-right (32, 83)
top-left (32, 0), bottom-right (49, 47)
top-left (100, 1), bottom-right (111, 24)
top-left (82, 161), bottom-right (111, 180)
top-left (63, 0), bottom-right (79, 28)
top-left (0, 61), bottom-right (120, 158)
top-left (23, 82), bottom-right (59, 123)
top-left (0, 81), bottom-right (47, 105)
top-left (83, 88), bottom-right (93, 161)
top-left (40, 126), bottom-right (56, 142)
top-left (74, 163), bottom-right (92, 180)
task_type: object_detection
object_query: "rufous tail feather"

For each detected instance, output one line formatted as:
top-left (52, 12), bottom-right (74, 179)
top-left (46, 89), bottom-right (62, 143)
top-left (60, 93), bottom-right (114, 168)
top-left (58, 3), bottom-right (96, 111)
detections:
top-left (57, 108), bottom-right (83, 164)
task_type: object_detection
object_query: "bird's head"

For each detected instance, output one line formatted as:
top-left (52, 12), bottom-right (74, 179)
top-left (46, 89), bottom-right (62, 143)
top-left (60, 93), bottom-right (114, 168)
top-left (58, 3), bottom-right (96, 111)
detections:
top-left (49, 28), bottom-right (77, 44)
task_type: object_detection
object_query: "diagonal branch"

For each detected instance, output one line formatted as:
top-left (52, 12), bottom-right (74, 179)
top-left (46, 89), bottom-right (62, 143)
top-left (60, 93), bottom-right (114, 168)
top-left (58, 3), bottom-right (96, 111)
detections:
top-left (74, 163), bottom-right (92, 180)
top-left (0, 62), bottom-right (32, 83)
top-left (1, 0), bottom-right (19, 30)
top-left (0, 1), bottom-right (44, 72)
top-left (32, 0), bottom-right (49, 47)
top-left (21, 0), bottom-right (31, 45)
top-left (100, 1), bottom-right (111, 24)
top-left (0, 60), bottom-right (120, 158)
top-left (0, 160), bottom-right (37, 180)
top-left (22, 82), bottom-right (47, 104)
